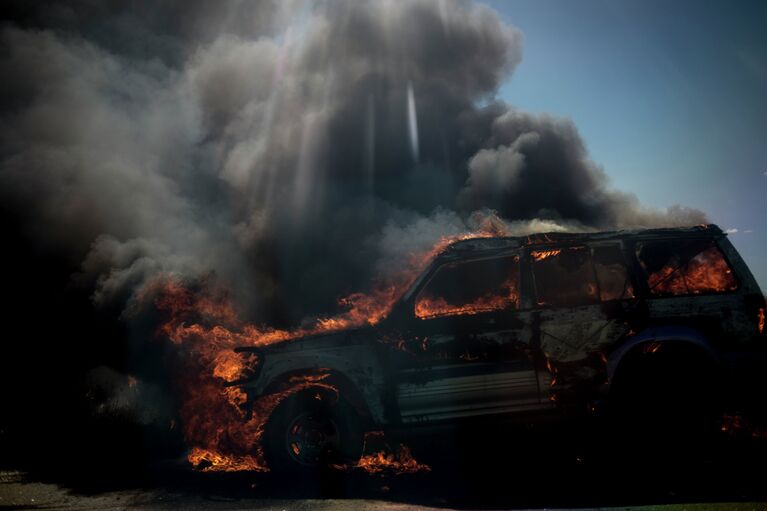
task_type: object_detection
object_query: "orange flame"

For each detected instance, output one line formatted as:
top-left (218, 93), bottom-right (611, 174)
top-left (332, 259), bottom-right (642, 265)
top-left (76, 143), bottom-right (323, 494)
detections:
top-left (647, 247), bottom-right (737, 295)
top-left (147, 219), bottom-right (508, 471)
top-left (531, 249), bottom-right (562, 261)
top-left (415, 279), bottom-right (518, 319)
top-left (349, 432), bottom-right (430, 475)
top-left (187, 447), bottom-right (262, 473)
top-left (720, 413), bottom-right (767, 439)
top-left (354, 445), bottom-right (431, 475)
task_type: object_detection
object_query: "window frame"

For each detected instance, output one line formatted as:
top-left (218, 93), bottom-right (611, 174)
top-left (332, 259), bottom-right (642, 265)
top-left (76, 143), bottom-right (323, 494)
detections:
top-left (525, 241), bottom-right (637, 309)
top-left (634, 237), bottom-right (740, 298)
top-left (590, 241), bottom-right (637, 303)
top-left (411, 252), bottom-right (523, 321)
top-left (527, 244), bottom-right (600, 309)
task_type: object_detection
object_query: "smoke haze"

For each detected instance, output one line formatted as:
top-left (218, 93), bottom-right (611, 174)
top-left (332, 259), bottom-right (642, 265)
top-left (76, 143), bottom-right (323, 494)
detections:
top-left (0, 0), bottom-right (716, 471)
top-left (0, 0), bottom-right (710, 415)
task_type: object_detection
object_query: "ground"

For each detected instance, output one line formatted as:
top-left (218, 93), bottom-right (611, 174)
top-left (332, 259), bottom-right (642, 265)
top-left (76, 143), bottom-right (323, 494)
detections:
top-left (2, 469), bottom-right (765, 511)
top-left (3, 431), bottom-right (767, 511)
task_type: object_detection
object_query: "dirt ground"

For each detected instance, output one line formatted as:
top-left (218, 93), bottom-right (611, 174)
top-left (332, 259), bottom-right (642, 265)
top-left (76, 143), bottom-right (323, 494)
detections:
top-left (0, 470), bottom-right (433, 511)
top-left (4, 423), bottom-right (767, 511)
top-left (3, 441), bottom-right (767, 511)
top-left (2, 469), bottom-right (766, 511)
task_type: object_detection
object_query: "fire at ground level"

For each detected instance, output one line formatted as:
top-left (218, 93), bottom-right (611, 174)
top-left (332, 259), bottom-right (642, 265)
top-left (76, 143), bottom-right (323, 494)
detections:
top-left (3, 423), bottom-right (767, 510)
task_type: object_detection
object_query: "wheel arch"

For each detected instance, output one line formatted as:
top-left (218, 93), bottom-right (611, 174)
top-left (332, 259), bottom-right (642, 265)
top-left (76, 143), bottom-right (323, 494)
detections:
top-left (262, 368), bottom-right (377, 427)
top-left (607, 325), bottom-right (721, 385)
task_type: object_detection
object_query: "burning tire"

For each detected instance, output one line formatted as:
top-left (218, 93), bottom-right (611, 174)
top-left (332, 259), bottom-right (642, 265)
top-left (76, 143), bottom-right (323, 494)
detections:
top-left (263, 389), bottom-right (363, 473)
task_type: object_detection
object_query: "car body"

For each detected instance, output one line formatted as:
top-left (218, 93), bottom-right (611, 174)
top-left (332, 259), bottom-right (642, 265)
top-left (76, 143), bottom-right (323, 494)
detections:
top-left (236, 225), bottom-right (767, 467)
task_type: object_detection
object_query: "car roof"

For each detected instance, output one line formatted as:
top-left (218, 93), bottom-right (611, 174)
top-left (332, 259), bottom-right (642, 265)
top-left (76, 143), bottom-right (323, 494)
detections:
top-left (438, 224), bottom-right (723, 261)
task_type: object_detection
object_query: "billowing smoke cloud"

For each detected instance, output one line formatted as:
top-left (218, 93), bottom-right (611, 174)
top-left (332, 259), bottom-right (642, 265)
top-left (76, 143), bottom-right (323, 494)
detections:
top-left (1, 0), bottom-right (706, 328)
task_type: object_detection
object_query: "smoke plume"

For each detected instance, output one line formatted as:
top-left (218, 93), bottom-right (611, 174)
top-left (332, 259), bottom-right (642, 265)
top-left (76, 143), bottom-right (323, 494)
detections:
top-left (1, 0), bottom-right (705, 323)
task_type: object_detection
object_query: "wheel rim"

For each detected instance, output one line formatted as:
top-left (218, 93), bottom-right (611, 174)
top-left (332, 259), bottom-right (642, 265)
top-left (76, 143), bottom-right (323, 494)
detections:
top-left (284, 411), bottom-right (340, 467)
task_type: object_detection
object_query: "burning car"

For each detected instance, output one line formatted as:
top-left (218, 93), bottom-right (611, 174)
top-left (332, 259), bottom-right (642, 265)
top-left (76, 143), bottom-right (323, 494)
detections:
top-left (234, 225), bottom-right (766, 472)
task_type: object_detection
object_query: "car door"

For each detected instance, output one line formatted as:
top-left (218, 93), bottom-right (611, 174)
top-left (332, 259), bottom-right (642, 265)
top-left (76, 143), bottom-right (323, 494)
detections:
top-left (526, 242), bottom-right (635, 402)
top-left (392, 252), bottom-right (546, 424)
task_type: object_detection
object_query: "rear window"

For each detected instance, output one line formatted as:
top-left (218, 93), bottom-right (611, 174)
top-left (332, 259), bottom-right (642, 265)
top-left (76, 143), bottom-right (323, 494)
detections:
top-left (636, 239), bottom-right (738, 296)
top-left (415, 255), bottom-right (519, 319)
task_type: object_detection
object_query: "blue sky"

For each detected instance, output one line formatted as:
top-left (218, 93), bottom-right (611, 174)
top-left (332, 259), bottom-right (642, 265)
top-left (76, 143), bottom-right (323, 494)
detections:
top-left (482, 0), bottom-right (767, 287)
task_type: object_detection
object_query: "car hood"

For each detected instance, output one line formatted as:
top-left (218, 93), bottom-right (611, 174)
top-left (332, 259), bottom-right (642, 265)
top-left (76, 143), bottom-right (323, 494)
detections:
top-left (258, 325), bottom-right (375, 354)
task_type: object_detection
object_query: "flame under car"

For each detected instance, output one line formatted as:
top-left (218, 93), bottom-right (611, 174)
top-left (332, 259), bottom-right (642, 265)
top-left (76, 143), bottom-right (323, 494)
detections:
top-left (235, 225), bottom-right (767, 472)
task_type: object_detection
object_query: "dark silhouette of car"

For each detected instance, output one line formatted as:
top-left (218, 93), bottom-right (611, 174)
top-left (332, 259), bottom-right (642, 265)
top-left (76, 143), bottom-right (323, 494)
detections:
top-left (236, 225), bottom-right (767, 471)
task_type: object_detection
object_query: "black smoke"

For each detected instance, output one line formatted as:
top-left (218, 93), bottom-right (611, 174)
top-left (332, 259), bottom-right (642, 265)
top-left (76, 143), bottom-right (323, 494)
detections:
top-left (0, 0), bottom-right (705, 471)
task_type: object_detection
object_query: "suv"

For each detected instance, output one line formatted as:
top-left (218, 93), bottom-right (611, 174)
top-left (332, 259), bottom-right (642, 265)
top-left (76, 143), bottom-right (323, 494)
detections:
top-left (236, 225), bottom-right (767, 471)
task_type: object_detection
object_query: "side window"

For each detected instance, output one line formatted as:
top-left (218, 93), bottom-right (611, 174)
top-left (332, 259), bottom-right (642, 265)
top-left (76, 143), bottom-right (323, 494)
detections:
top-left (531, 246), bottom-right (598, 307)
top-left (415, 255), bottom-right (519, 319)
top-left (636, 239), bottom-right (738, 296)
top-left (593, 245), bottom-right (635, 301)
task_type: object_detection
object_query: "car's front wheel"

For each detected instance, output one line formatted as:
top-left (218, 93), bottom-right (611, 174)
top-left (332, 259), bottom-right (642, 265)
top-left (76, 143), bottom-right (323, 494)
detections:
top-left (262, 389), bottom-right (363, 474)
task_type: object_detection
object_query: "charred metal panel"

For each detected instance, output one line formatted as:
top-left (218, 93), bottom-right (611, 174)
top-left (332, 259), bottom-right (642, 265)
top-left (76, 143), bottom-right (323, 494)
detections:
top-left (397, 366), bottom-right (541, 423)
top-left (539, 313), bottom-right (629, 363)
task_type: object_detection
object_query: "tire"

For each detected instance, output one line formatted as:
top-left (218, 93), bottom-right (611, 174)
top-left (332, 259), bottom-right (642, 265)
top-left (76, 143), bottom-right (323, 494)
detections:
top-left (609, 346), bottom-right (721, 461)
top-left (262, 388), bottom-right (364, 474)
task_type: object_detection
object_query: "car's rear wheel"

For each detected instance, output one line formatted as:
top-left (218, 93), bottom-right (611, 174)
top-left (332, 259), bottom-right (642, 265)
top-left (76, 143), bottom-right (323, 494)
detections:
top-left (263, 389), bottom-right (363, 474)
top-left (609, 343), bottom-right (721, 460)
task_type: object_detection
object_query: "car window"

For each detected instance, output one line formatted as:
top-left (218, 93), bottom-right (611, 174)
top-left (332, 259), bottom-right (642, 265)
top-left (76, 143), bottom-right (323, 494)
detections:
top-left (593, 245), bottom-right (635, 301)
top-left (531, 246), bottom-right (598, 307)
top-left (415, 255), bottom-right (519, 319)
top-left (636, 239), bottom-right (738, 296)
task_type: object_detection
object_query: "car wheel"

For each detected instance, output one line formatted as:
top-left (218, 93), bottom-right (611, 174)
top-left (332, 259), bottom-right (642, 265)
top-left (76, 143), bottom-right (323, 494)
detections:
top-left (609, 346), bottom-right (721, 460)
top-left (263, 389), bottom-right (363, 474)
